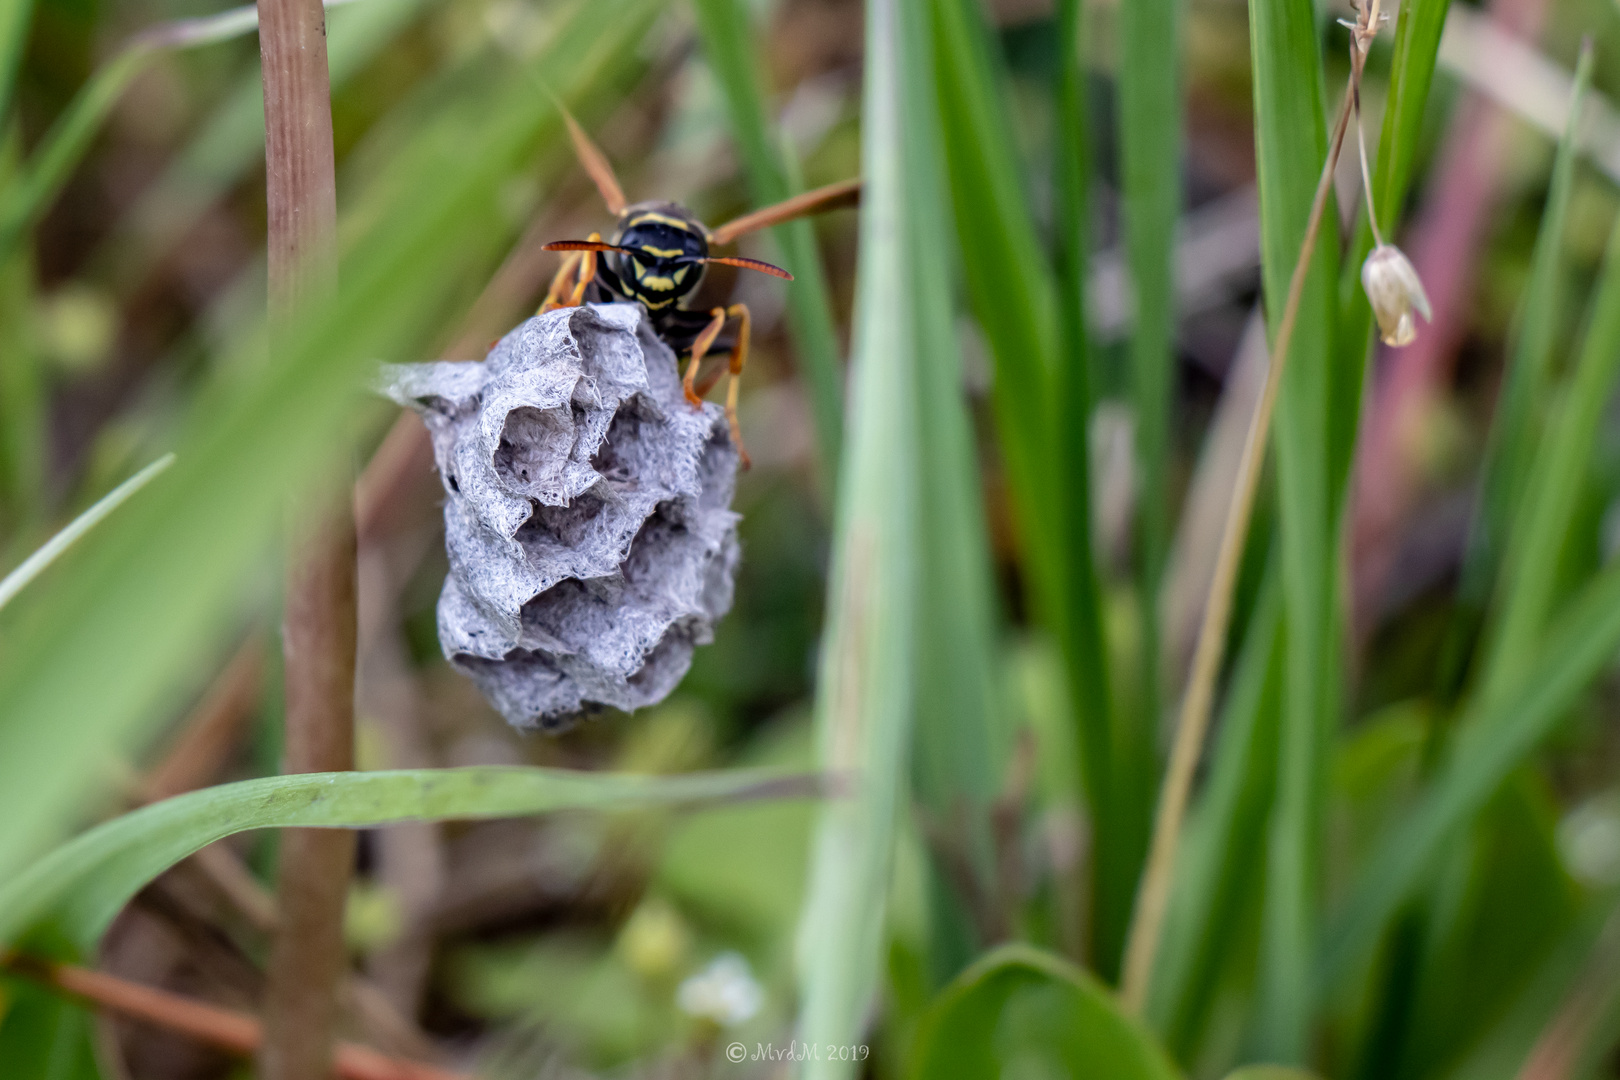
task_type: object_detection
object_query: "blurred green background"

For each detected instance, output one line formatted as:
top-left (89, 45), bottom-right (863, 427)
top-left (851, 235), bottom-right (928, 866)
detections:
top-left (4, 0), bottom-right (1620, 1074)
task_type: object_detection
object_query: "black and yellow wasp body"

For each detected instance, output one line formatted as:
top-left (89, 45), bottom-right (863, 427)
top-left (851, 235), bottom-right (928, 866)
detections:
top-left (541, 110), bottom-right (859, 468)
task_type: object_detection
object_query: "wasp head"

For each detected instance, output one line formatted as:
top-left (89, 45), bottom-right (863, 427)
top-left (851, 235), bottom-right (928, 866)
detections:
top-left (608, 202), bottom-right (711, 312)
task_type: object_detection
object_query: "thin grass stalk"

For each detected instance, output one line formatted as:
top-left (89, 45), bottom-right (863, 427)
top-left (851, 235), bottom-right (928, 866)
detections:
top-left (256, 0), bottom-right (353, 1075)
top-left (1119, 40), bottom-right (1363, 1013)
top-left (0, 454), bottom-right (174, 611)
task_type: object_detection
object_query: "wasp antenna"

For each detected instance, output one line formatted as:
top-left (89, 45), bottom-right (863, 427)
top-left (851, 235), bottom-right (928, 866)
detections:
top-left (553, 101), bottom-right (627, 215)
top-left (708, 178), bottom-right (861, 246)
top-left (697, 255), bottom-right (794, 280)
top-left (544, 240), bottom-right (633, 254)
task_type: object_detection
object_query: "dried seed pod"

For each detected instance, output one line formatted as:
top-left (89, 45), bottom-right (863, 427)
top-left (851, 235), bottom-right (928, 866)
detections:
top-left (382, 303), bottom-right (740, 730)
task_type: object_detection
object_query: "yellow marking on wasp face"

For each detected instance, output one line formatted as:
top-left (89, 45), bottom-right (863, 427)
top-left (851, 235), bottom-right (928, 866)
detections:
top-left (673, 266), bottom-right (690, 284)
top-left (638, 294), bottom-right (674, 309)
top-left (641, 275), bottom-right (677, 289)
top-left (631, 258), bottom-right (647, 278)
top-left (640, 245), bottom-right (686, 258)
top-left (626, 211), bottom-right (701, 231)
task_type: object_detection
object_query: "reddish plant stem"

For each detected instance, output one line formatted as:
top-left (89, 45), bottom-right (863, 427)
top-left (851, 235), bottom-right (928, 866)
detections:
top-left (7, 957), bottom-right (466, 1080)
top-left (256, 0), bottom-right (352, 1077)
top-left (267, 513), bottom-right (358, 1080)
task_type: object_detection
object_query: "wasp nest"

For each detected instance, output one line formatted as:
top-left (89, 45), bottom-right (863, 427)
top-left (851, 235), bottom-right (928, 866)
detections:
top-left (382, 303), bottom-right (741, 730)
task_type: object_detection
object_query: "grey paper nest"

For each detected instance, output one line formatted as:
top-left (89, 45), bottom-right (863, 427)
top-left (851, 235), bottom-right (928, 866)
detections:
top-left (381, 303), bottom-right (741, 730)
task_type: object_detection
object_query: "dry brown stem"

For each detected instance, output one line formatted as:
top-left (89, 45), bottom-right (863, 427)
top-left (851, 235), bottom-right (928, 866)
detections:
top-left (256, 0), bottom-right (352, 1072)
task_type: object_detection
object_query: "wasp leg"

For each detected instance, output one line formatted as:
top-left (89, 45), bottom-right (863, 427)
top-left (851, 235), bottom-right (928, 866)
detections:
top-left (681, 305), bottom-right (752, 469)
top-left (720, 303), bottom-right (752, 470)
top-left (539, 232), bottom-right (603, 314)
top-left (683, 307), bottom-right (729, 408)
top-left (539, 251), bottom-right (583, 314)
top-left (567, 233), bottom-right (601, 306)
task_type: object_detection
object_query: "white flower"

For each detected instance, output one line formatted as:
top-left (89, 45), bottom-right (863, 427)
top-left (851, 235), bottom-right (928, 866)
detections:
top-left (677, 951), bottom-right (763, 1026)
top-left (1361, 244), bottom-right (1432, 347)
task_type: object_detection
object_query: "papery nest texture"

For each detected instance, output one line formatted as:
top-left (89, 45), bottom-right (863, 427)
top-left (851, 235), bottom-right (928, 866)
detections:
top-left (382, 303), bottom-right (741, 730)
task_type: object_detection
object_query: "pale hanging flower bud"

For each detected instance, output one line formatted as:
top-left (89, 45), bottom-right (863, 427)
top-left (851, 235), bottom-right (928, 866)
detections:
top-left (1361, 244), bottom-right (1432, 347)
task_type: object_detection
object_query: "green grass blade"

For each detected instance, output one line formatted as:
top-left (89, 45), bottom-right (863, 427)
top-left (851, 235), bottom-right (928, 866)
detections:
top-left (0, 45), bottom-right (155, 268)
top-left (1246, 0), bottom-right (1338, 1055)
top-left (0, 0), bottom-right (659, 884)
top-left (905, 0), bottom-right (1004, 982)
top-left (1332, 0), bottom-right (1452, 494)
top-left (1439, 45), bottom-right (1590, 704)
top-left (0, 454), bottom-right (174, 611)
top-left (793, 0), bottom-right (919, 1063)
top-left (690, 0), bottom-right (846, 492)
top-left (1116, 0), bottom-right (1181, 740)
top-left (1323, 560), bottom-right (1620, 990)
top-left (0, 0), bottom-right (34, 132)
top-left (1477, 202), bottom-right (1620, 709)
top-left (0, 243), bottom-right (44, 523)
top-left (0, 766), bottom-right (803, 951)
top-left (1149, 569), bottom-right (1283, 1060)
top-left (909, 945), bottom-right (1182, 1080)
top-left (929, 0), bottom-right (1137, 980)
top-left (101, 0), bottom-right (433, 286)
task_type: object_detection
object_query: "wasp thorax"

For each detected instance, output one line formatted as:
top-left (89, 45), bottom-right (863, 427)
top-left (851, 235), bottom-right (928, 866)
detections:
top-left (609, 202), bottom-right (710, 311)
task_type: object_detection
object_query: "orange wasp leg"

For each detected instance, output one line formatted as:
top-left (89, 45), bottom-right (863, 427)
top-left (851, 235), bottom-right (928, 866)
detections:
top-left (539, 232), bottom-right (603, 314)
top-left (682, 304), bottom-right (752, 470)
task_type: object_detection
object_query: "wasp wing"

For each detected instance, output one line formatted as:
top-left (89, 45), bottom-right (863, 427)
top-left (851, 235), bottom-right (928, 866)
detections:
top-left (556, 104), bottom-right (627, 216)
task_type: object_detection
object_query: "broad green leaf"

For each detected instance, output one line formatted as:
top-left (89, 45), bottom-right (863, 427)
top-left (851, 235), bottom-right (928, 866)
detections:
top-left (0, 765), bottom-right (802, 951)
top-left (0, 454), bottom-right (173, 610)
top-left (1247, 0), bottom-right (1338, 1054)
top-left (690, 0), bottom-right (846, 491)
top-left (909, 944), bottom-right (1181, 1080)
top-left (792, 0), bottom-right (920, 1067)
top-left (1324, 561), bottom-right (1620, 990)
top-left (0, 0), bottom-right (660, 885)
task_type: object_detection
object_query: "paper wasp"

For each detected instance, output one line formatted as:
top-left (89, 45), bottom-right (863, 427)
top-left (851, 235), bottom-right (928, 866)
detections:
top-left (541, 110), bottom-right (859, 468)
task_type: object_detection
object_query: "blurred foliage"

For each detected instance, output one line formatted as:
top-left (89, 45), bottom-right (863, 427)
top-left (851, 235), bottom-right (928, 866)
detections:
top-left (5, 0), bottom-right (1620, 1074)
